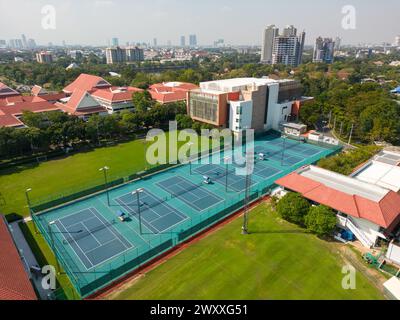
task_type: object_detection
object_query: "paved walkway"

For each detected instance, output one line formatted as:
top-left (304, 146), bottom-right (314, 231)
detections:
top-left (9, 220), bottom-right (53, 300)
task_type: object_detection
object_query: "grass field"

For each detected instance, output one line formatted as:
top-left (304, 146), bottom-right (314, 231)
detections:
top-left (0, 132), bottom-right (213, 220)
top-left (108, 203), bottom-right (384, 300)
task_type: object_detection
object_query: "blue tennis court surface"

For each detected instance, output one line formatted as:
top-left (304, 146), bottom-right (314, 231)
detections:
top-left (157, 176), bottom-right (224, 211)
top-left (114, 190), bottom-right (187, 233)
top-left (54, 208), bottom-right (133, 269)
top-left (32, 132), bottom-right (341, 297)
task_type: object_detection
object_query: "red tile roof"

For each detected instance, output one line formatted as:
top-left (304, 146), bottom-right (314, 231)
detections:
top-left (55, 89), bottom-right (106, 116)
top-left (0, 82), bottom-right (20, 98)
top-left (63, 73), bottom-right (112, 94)
top-left (0, 98), bottom-right (60, 127)
top-left (148, 82), bottom-right (197, 104)
top-left (275, 171), bottom-right (400, 230)
top-left (91, 86), bottom-right (143, 103)
top-left (0, 216), bottom-right (37, 300)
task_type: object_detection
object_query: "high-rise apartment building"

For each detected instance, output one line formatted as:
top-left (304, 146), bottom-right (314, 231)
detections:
top-left (334, 37), bottom-right (342, 51)
top-left (261, 25), bottom-right (279, 64)
top-left (106, 46), bottom-right (144, 64)
top-left (189, 34), bottom-right (197, 47)
top-left (180, 36), bottom-right (186, 47)
top-left (21, 34), bottom-right (27, 48)
top-left (36, 51), bottom-right (53, 63)
top-left (261, 25), bottom-right (305, 67)
top-left (153, 38), bottom-right (157, 47)
top-left (111, 38), bottom-right (119, 47)
top-left (313, 37), bottom-right (335, 63)
top-left (395, 35), bottom-right (400, 47)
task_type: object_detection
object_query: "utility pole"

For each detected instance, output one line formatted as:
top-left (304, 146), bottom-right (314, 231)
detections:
top-left (348, 123), bottom-right (354, 145)
top-left (99, 166), bottom-right (110, 206)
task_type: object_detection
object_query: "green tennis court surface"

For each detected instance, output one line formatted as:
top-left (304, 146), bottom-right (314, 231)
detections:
top-left (32, 133), bottom-right (341, 298)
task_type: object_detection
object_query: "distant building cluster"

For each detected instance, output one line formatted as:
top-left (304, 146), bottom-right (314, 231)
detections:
top-left (2, 34), bottom-right (37, 49)
top-left (261, 25), bottom-right (305, 67)
top-left (105, 46), bottom-right (144, 64)
top-left (313, 37), bottom-right (335, 63)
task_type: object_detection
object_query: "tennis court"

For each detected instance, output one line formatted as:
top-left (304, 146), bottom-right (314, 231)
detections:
top-left (114, 190), bottom-right (187, 234)
top-left (194, 164), bottom-right (256, 192)
top-left (53, 208), bottom-right (133, 269)
top-left (156, 176), bottom-right (224, 211)
top-left (31, 132), bottom-right (341, 298)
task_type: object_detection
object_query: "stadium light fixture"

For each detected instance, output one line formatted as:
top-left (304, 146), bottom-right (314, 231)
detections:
top-left (99, 166), bottom-right (110, 206)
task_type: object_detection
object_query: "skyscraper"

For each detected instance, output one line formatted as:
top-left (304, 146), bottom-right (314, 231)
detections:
top-left (153, 38), bottom-right (157, 47)
top-left (180, 36), bottom-right (186, 47)
top-left (313, 37), bottom-right (335, 63)
top-left (395, 35), bottom-right (400, 47)
top-left (261, 25), bottom-right (279, 63)
top-left (21, 34), bottom-right (27, 48)
top-left (111, 37), bottom-right (119, 47)
top-left (189, 34), bottom-right (197, 47)
top-left (261, 25), bottom-right (305, 67)
top-left (334, 37), bottom-right (342, 51)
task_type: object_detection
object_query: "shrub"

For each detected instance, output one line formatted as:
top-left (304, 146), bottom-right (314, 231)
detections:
top-left (305, 205), bottom-right (337, 236)
top-left (276, 192), bottom-right (310, 225)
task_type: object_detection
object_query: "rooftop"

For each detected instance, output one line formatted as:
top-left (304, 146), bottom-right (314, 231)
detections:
top-left (275, 165), bottom-right (400, 229)
top-left (0, 216), bottom-right (37, 300)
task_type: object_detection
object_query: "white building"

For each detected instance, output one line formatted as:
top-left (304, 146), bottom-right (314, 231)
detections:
top-left (276, 151), bottom-right (400, 249)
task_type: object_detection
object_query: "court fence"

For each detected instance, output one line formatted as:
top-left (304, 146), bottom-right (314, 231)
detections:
top-left (30, 132), bottom-right (342, 299)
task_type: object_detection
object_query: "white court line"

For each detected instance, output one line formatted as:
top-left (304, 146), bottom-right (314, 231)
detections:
top-left (88, 206), bottom-right (133, 250)
top-left (57, 219), bottom-right (94, 270)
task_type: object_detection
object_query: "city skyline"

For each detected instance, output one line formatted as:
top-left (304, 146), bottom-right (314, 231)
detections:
top-left (0, 0), bottom-right (399, 47)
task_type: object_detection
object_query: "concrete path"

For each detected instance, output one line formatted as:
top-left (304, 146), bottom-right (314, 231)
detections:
top-left (9, 221), bottom-right (53, 300)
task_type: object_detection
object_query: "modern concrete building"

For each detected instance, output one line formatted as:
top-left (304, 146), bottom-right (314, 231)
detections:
top-left (36, 51), bottom-right (53, 63)
top-left (180, 36), bottom-right (186, 47)
top-left (261, 25), bottom-right (305, 67)
top-left (261, 25), bottom-right (279, 64)
top-left (106, 46), bottom-right (144, 64)
top-left (189, 34), bottom-right (197, 47)
top-left (313, 37), bottom-right (335, 63)
top-left (187, 77), bottom-right (304, 135)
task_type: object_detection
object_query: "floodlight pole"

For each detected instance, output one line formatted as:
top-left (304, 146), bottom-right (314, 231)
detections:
top-left (224, 156), bottom-right (231, 192)
top-left (187, 142), bottom-right (194, 175)
top-left (48, 221), bottom-right (61, 274)
top-left (242, 169), bottom-right (251, 235)
top-left (25, 188), bottom-right (37, 233)
top-left (133, 188), bottom-right (144, 234)
top-left (99, 166), bottom-right (110, 206)
top-left (281, 135), bottom-right (286, 166)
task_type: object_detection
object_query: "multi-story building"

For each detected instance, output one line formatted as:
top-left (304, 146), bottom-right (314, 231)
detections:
top-left (189, 34), bottom-right (197, 47)
top-left (105, 46), bottom-right (126, 64)
top-left (106, 46), bottom-right (144, 64)
top-left (180, 36), bottom-right (186, 47)
top-left (313, 37), bottom-right (335, 63)
top-left (261, 25), bottom-right (279, 64)
top-left (125, 47), bottom-right (144, 62)
top-left (334, 37), bottom-right (342, 51)
top-left (260, 25), bottom-right (305, 67)
top-left (187, 77), bottom-right (304, 135)
top-left (395, 35), bottom-right (400, 47)
top-left (111, 37), bottom-right (119, 47)
top-left (149, 82), bottom-right (198, 104)
top-left (36, 51), bottom-right (53, 63)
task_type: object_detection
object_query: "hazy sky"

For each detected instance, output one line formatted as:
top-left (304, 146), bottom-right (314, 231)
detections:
top-left (0, 0), bottom-right (399, 46)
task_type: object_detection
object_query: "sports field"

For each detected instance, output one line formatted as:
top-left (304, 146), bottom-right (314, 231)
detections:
top-left (109, 203), bottom-right (384, 300)
top-left (32, 133), bottom-right (340, 297)
top-left (0, 132), bottom-right (207, 220)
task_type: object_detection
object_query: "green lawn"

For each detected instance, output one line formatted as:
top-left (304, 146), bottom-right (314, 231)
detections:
top-left (0, 132), bottom-right (213, 220)
top-left (110, 203), bottom-right (384, 300)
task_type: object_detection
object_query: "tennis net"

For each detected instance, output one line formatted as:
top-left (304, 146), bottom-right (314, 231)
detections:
top-left (62, 219), bottom-right (116, 244)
